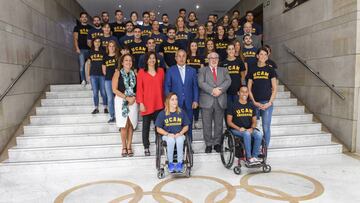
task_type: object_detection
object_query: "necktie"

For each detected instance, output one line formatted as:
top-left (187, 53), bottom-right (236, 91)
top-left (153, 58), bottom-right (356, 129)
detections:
top-left (211, 67), bottom-right (217, 82)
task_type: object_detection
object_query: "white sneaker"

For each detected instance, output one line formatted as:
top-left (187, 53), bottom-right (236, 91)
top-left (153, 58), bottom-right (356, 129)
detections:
top-left (248, 158), bottom-right (260, 165)
top-left (194, 121), bottom-right (201, 129)
top-left (81, 80), bottom-right (86, 87)
top-left (254, 157), bottom-right (263, 163)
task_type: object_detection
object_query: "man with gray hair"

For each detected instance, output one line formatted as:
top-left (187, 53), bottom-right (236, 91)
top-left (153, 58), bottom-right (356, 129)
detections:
top-left (237, 22), bottom-right (261, 49)
top-left (198, 52), bottom-right (231, 153)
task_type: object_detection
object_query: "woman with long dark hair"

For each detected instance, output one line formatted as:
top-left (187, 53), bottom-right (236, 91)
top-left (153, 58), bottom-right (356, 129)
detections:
top-left (112, 53), bottom-right (138, 157)
top-left (136, 52), bottom-right (165, 156)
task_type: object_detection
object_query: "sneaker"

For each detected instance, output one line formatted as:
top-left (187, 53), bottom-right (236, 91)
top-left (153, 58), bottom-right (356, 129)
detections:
top-left (205, 146), bottom-right (212, 153)
top-left (91, 109), bottom-right (99, 114)
top-left (214, 144), bottom-right (221, 153)
top-left (144, 148), bottom-right (150, 156)
top-left (104, 108), bottom-right (109, 114)
top-left (248, 157), bottom-right (260, 165)
top-left (108, 117), bottom-right (116, 123)
top-left (175, 162), bottom-right (183, 173)
top-left (254, 157), bottom-right (263, 162)
top-left (194, 121), bottom-right (201, 129)
top-left (81, 80), bottom-right (86, 87)
top-left (168, 162), bottom-right (175, 173)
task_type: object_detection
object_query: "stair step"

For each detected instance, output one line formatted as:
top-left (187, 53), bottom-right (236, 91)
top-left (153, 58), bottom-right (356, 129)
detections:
top-left (50, 84), bottom-right (286, 92)
top-left (7, 142), bottom-right (342, 163)
top-left (45, 91), bottom-right (291, 99)
top-left (16, 132), bottom-right (331, 148)
top-left (23, 123), bottom-right (321, 136)
top-left (35, 105), bottom-right (304, 116)
top-left (41, 97), bottom-right (298, 107)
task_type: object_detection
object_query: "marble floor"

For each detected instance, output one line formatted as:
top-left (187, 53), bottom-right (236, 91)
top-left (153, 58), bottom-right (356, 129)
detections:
top-left (0, 153), bottom-right (359, 203)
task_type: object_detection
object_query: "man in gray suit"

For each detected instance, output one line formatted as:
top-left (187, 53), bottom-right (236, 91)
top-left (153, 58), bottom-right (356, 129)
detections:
top-left (237, 22), bottom-right (261, 50)
top-left (198, 52), bottom-right (231, 153)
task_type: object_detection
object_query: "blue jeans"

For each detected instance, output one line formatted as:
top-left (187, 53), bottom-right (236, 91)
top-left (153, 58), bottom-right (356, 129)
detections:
top-left (256, 100), bottom-right (273, 148)
top-left (90, 76), bottom-right (107, 107)
top-left (162, 135), bottom-right (185, 163)
top-left (104, 80), bottom-right (115, 118)
top-left (79, 49), bottom-right (89, 82)
top-left (230, 129), bottom-right (263, 159)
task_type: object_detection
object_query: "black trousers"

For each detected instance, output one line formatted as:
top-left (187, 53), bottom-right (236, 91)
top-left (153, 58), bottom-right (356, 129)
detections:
top-left (142, 110), bottom-right (161, 148)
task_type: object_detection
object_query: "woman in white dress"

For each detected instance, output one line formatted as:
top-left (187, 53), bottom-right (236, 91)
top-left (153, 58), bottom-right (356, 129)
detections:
top-left (112, 53), bottom-right (138, 157)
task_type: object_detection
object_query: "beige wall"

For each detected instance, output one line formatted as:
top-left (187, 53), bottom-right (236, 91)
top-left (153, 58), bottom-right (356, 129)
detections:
top-left (232, 0), bottom-right (359, 152)
top-left (0, 0), bottom-right (83, 152)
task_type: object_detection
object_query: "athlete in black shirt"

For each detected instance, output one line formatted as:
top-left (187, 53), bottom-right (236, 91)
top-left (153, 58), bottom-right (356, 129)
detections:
top-left (128, 26), bottom-right (146, 71)
top-left (110, 10), bottom-right (126, 41)
top-left (158, 27), bottom-right (181, 67)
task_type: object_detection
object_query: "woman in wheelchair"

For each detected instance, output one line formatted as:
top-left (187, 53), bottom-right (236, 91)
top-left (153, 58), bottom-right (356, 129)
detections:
top-left (155, 93), bottom-right (190, 173)
top-left (227, 85), bottom-right (263, 165)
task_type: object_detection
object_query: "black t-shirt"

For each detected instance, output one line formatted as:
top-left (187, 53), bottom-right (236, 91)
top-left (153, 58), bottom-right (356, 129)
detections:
top-left (220, 58), bottom-right (246, 95)
top-left (87, 50), bottom-right (105, 76)
top-left (227, 101), bottom-right (256, 129)
top-left (193, 38), bottom-right (206, 57)
top-left (158, 40), bottom-right (181, 67)
top-left (102, 55), bottom-right (117, 80)
top-left (110, 22), bottom-right (126, 40)
top-left (175, 31), bottom-right (190, 50)
top-left (187, 23), bottom-right (198, 35)
top-left (248, 64), bottom-right (277, 101)
top-left (187, 55), bottom-right (205, 72)
top-left (128, 40), bottom-right (147, 70)
top-left (87, 27), bottom-right (103, 41)
top-left (251, 23), bottom-right (263, 35)
top-left (160, 23), bottom-right (170, 34)
top-left (119, 35), bottom-right (134, 48)
top-left (206, 32), bottom-right (216, 41)
top-left (100, 36), bottom-right (119, 51)
top-left (243, 46), bottom-right (258, 67)
top-left (150, 32), bottom-right (167, 51)
top-left (214, 37), bottom-right (229, 61)
top-left (141, 24), bottom-right (152, 37)
top-left (267, 59), bottom-right (278, 69)
top-left (73, 24), bottom-right (93, 49)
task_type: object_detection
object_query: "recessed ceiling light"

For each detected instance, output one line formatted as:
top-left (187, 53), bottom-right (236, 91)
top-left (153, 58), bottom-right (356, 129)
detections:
top-left (196, 5), bottom-right (200, 9)
top-left (157, 12), bottom-right (160, 15)
top-left (118, 5), bottom-right (122, 8)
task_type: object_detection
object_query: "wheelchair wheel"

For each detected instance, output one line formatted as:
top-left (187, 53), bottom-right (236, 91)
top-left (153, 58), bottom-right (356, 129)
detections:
top-left (157, 169), bottom-right (165, 179)
top-left (186, 139), bottom-right (194, 167)
top-left (262, 164), bottom-right (271, 173)
top-left (220, 130), bottom-right (235, 169)
top-left (233, 166), bottom-right (241, 175)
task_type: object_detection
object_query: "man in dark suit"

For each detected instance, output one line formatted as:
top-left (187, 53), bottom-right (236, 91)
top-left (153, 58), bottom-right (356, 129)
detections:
top-left (165, 49), bottom-right (199, 141)
top-left (198, 52), bottom-right (231, 153)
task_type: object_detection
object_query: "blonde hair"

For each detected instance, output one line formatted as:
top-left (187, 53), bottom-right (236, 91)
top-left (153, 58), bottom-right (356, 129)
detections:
top-left (106, 40), bottom-right (120, 59)
top-left (164, 93), bottom-right (181, 116)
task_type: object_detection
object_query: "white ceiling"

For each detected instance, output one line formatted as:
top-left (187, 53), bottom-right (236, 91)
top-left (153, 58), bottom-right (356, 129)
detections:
top-left (76, 0), bottom-right (240, 24)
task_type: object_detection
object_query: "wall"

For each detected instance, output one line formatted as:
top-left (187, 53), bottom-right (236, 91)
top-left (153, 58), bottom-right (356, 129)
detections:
top-left (0, 0), bottom-right (83, 152)
top-left (232, 0), bottom-right (359, 152)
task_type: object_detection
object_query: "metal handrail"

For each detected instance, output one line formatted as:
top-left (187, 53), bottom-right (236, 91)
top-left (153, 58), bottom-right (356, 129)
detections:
top-left (283, 45), bottom-right (345, 100)
top-left (0, 47), bottom-right (44, 102)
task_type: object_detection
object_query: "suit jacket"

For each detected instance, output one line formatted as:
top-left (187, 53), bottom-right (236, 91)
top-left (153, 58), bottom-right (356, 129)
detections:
top-left (165, 65), bottom-right (199, 109)
top-left (237, 34), bottom-right (261, 50)
top-left (198, 66), bottom-right (231, 109)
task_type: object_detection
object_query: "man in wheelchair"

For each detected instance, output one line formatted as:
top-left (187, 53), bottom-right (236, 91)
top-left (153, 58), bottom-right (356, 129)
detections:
top-left (226, 85), bottom-right (263, 165)
top-left (155, 93), bottom-right (190, 173)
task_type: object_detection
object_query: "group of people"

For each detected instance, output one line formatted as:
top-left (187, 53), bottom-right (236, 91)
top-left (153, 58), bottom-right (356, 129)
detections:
top-left (72, 8), bottom-right (277, 169)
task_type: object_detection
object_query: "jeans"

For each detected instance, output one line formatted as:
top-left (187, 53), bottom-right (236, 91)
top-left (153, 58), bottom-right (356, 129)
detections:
top-left (90, 75), bottom-right (107, 107)
top-left (142, 110), bottom-right (161, 148)
top-left (104, 80), bottom-right (115, 118)
top-left (162, 135), bottom-right (185, 163)
top-left (231, 129), bottom-right (263, 159)
top-left (256, 100), bottom-right (273, 148)
top-left (79, 49), bottom-right (89, 82)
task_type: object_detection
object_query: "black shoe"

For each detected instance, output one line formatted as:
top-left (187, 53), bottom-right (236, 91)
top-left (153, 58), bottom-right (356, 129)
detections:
top-left (91, 109), bottom-right (99, 114)
top-left (205, 146), bottom-right (212, 153)
top-left (214, 144), bottom-right (221, 153)
top-left (108, 117), bottom-right (116, 123)
top-left (104, 108), bottom-right (109, 114)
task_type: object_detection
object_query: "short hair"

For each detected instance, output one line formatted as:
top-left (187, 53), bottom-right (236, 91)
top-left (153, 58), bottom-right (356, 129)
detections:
top-left (115, 10), bottom-right (122, 15)
top-left (133, 26), bottom-right (142, 31)
top-left (146, 37), bottom-right (155, 43)
top-left (246, 10), bottom-right (254, 16)
top-left (264, 44), bottom-right (272, 52)
top-left (162, 13), bottom-right (168, 17)
top-left (142, 11), bottom-right (150, 17)
top-left (79, 12), bottom-right (88, 17)
top-left (93, 16), bottom-right (101, 20)
top-left (130, 11), bottom-right (138, 17)
top-left (207, 52), bottom-right (219, 59)
top-left (233, 10), bottom-right (240, 14)
top-left (188, 11), bottom-right (197, 18)
top-left (125, 21), bottom-right (134, 26)
top-left (179, 8), bottom-right (186, 13)
top-left (175, 49), bottom-right (187, 57)
top-left (243, 34), bottom-right (251, 40)
top-left (206, 21), bottom-right (214, 26)
top-left (256, 47), bottom-right (269, 55)
top-left (167, 26), bottom-right (176, 32)
top-left (101, 11), bottom-right (109, 16)
top-left (214, 14), bottom-right (218, 18)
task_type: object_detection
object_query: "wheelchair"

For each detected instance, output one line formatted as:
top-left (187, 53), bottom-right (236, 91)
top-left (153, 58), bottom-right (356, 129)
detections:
top-left (156, 133), bottom-right (193, 179)
top-left (220, 129), bottom-right (271, 175)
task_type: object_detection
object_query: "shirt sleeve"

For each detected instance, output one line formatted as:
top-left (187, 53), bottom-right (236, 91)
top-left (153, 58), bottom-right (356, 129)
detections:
top-left (155, 111), bottom-right (165, 128)
top-left (240, 60), bottom-right (246, 72)
top-left (181, 111), bottom-right (191, 127)
top-left (73, 26), bottom-right (79, 33)
top-left (226, 104), bottom-right (234, 116)
top-left (269, 67), bottom-right (277, 79)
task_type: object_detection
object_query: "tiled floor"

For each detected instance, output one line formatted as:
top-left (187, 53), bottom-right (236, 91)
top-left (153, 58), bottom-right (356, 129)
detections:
top-left (0, 153), bottom-right (359, 203)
